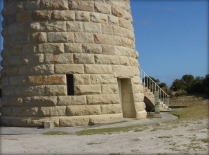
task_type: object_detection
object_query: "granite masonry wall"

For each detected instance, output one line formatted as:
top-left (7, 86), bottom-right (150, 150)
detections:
top-left (1, 0), bottom-right (146, 127)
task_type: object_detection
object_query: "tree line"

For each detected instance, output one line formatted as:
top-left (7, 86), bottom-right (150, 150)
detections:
top-left (143, 74), bottom-right (209, 97)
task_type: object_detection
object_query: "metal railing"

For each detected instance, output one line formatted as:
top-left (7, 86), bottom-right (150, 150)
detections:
top-left (139, 67), bottom-right (170, 108)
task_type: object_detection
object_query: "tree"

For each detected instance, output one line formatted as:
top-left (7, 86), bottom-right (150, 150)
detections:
top-left (190, 76), bottom-right (204, 93)
top-left (170, 79), bottom-right (186, 91)
top-left (203, 74), bottom-right (209, 96)
top-left (181, 74), bottom-right (194, 92)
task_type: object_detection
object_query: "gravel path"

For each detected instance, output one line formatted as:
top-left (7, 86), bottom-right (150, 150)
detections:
top-left (1, 118), bottom-right (208, 155)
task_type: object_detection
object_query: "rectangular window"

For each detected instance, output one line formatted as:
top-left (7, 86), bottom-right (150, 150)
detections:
top-left (66, 74), bottom-right (74, 95)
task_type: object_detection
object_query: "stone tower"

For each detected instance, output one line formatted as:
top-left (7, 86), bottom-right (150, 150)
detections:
top-left (1, 0), bottom-right (146, 127)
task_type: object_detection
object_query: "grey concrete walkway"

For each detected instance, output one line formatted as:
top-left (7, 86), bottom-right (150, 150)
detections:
top-left (0, 112), bottom-right (177, 135)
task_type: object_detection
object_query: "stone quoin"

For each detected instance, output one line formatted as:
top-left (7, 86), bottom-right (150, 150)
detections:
top-left (1, 0), bottom-right (146, 127)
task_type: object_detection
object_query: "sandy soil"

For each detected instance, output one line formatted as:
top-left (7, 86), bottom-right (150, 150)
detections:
top-left (1, 118), bottom-right (208, 155)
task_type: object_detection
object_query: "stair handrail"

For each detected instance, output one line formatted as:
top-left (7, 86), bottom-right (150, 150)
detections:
top-left (139, 67), bottom-right (170, 108)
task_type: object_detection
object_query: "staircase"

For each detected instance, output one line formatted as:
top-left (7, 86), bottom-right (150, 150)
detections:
top-left (139, 68), bottom-right (171, 113)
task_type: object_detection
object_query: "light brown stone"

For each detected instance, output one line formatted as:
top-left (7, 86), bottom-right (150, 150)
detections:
top-left (24, 96), bottom-right (57, 106)
top-left (66, 105), bottom-right (101, 116)
top-left (82, 44), bottom-right (102, 54)
top-left (90, 12), bottom-right (108, 23)
top-left (39, 106), bottom-right (66, 116)
top-left (74, 85), bottom-right (101, 95)
top-left (74, 74), bottom-right (90, 85)
top-left (100, 104), bottom-right (121, 114)
top-left (57, 96), bottom-right (86, 105)
top-left (84, 65), bottom-right (112, 74)
top-left (90, 74), bottom-right (117, 84)
top-left (74, 54), bottom-right (94, 64)
top-left (101, 84), bottom-right (119, 94)
top-left (51, 10), bottom-right (75, 20)
top-left (55, 64), bottom-right (84, 74)
top-left (66, 21), bottom-right (82, 32)
top-left (64, 43), bottom-right (82, 53)
top-left (45, 85), bottom-right (67, 96)
top-left (48, 32), bottom-right (74, 43)
top-left (94, 2), bottom-right (111, 14)
top-left (40, 0), bottom-right (68, 10)
top-left (87, 94), bottom-right (120, 105)
top-left (28, 75), bottom-right (66, 85)
top-left (69, 0), bottom-right (94, 12)
top-left (75, 11), bottom-right (90, 21)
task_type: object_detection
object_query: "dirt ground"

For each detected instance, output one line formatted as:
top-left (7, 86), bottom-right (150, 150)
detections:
top-left (1, 117), bottom-right (208, 155)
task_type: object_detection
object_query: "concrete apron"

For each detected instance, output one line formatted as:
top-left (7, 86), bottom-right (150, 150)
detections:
top-left (0, 113), bottom-right (177, 135)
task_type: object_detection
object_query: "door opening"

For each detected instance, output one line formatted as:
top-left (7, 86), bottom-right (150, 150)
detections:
top-left (117, 78), bottom-right (136, 118)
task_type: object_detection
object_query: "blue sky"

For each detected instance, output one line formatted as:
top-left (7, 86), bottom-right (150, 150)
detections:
top-left (131, 0), bottom-right (208, 86)
top-left (0, 0), bottom-right (208, 87)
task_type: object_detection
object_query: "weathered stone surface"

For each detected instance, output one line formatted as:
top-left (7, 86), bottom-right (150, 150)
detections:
top-left (74, 32), bottom-right (93, 43)
top-left (40, 0), bottom-right (68, 10)
top-left (24, 96), bottom-right (57, 106)
top-left (101, 24), bottom-right (113, 35)
top-left (94, 34), bottom-right (121, 46)
top-left (1, 97), bottom-right (23, 106)
top-left (15, 86), bottom-right (45, 96)
top-left (16, 11), bottom-right (32, 22)
top-left (39, 43), bottom-right (64, 53)
top-left (46, 21), bottom-right (66, 32)
top-left (84, 65), bottom-right (112, 74)
top-left (32, 10), bottom-right (52, 20)
top-left (95, 55), bottom-right (120, 65)
top-left (100, 104), bottom-right (121, 114)
top-left (82, 44), bottom-right (102, 54)
top-left (74, 74), bottom-right (90, 85)
top-left (87, 94), bottom-right (120, 104)
top-left (48, 32), bottom-right (74, 43)
top-left (135, 102), bottom-right (146, 112)
top-left (64, 43), bottom-right (82, 53)
top-left (59, 116), bottom-right (89, 127)
top-left (28, 75), bottom-right (66, 85)
top-left (108, 15), bottom-right (119, 25)
top-left (66, 105), bottom-right (101, 116)
top-left (74, 54), bottom-right (94, 64)
top-left (19, 64), bottom-right (54, 75)
top-left (45, 85), bottom-right (67, 96)
top-left (90, 12), bottom-right (108, 23)
top-left (136, 110), bottom-right (147, 119)
top-left (45, 53), bottom-right (73, 64)
top-left (31, 32), bottom-right (47, 43)
top-left (112, 5), bottom-right (124, 17)
top-left (55, 64), bottom-right (84, 74)
top-left (94, 2), bottom-right (111, 14)
top-left (75, 11), bottom-right (90, 21)
top-left (39, 106), bottom-right (66, 116)
top-left (57, 96), bottom-right (86, 105)
top-left (112, 65), bottom-right (134, 78)
top-left (10, 76), bottom-right (27, 86)
top-left (12, 107), bottom-right (39, 117)
top-left (113, 26), bottom-right (134, 40)
top-left (74, 85), bottom-right (101, 95)
top-left (134, 93), bottom-right (144, 102)
top-left (101, 84), bottom-right (118, 94)
top-left (83, 22), bottom-right (101, 33)
top-left (90, 74), bottom-right (117, 84)
top-left (52, 10), bottom-right (75, 20)
top-left (69, 0), bottom-right (94, 12)
top-left (66, 21), bottom-right (82, 32)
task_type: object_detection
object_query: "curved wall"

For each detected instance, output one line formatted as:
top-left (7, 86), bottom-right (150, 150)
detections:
top-left (1, 0), bottom-right (146, 127)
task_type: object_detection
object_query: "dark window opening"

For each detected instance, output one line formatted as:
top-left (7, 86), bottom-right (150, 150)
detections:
top-left (66, 74), bottom-right (74, 95)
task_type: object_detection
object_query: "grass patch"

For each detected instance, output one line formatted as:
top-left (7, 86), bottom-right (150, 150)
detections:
top-left (109, 153), bottom-right (121, 155)
top-left (75, 125), bottom-right (147, 135)
top-left (43, 131), bottom-right (70, 135)
top-left (200, 138), bottom-right (209, 143)
top-left (87, 142), bottom-right (103, 145)
top-left (169, 96), bottom-right (208, 121)
top-left (157, 135), bottom-right (172, 139)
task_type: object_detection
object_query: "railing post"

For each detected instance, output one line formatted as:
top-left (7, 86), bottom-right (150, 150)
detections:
top-left (154, 91), bottom-right (160, 113)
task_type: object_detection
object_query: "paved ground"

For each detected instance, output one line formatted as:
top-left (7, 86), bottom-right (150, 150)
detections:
top-left (1, 113), bottom-right (176, 135)
top-left (1, 113), bottom-right (208, 155)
